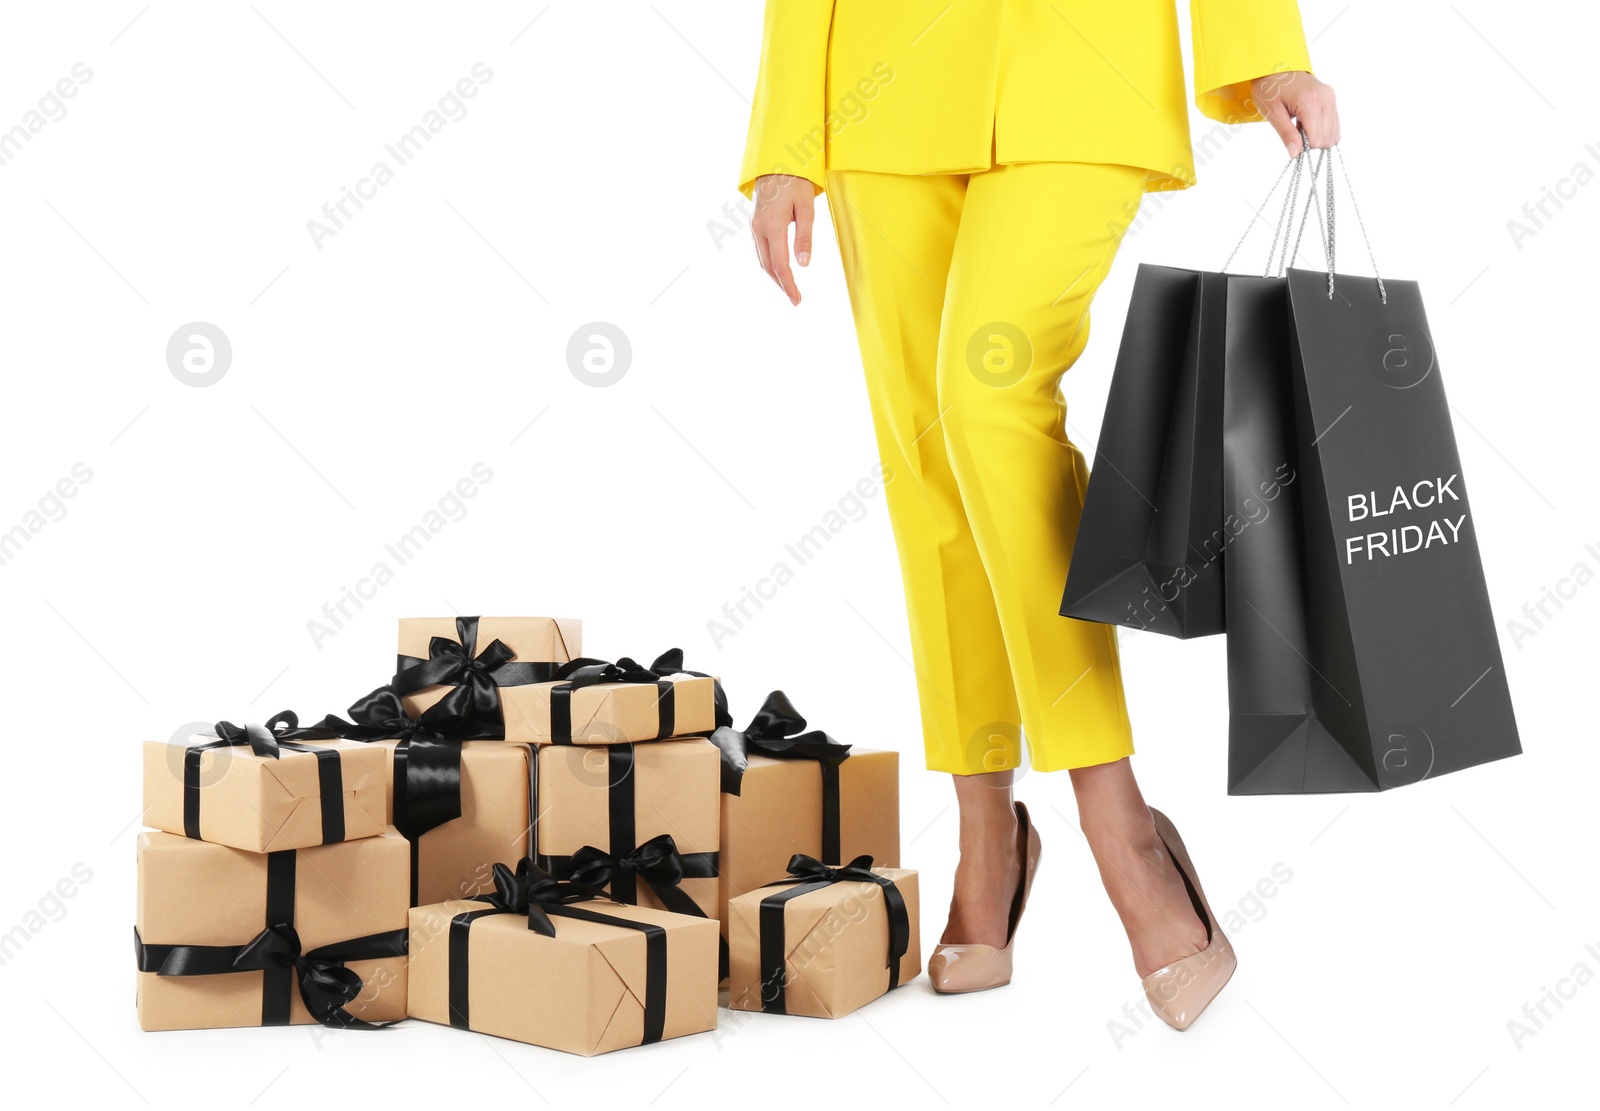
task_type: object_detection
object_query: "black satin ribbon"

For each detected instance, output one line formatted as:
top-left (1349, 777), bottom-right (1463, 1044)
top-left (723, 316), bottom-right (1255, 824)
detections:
top-left (545, 654), bottom-right (678, 743)
top-left (393, 615), bottom-right (558, 730)
top-left (647, 648), bottom-right (733, 730)
top-left (447, 859), bottom-right (668, 1044)
top-left (183, 711), bottom-right (346, 844)
top-left (755, 854), bottom-right (910, 1015)
top-left (311, 685), bottom-right (483, 907)
top-left (709, 691), bottom-right (852, 863)
top-left (131, 847), bottom-right (406, 1029)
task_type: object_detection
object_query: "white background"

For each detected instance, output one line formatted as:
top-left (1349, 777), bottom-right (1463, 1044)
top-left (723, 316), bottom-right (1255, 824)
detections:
top-left (1, 2), bottom-right (1594, 1107)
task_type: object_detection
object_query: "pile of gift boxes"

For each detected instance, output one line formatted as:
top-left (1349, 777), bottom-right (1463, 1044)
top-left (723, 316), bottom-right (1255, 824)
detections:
top-left (134, 616), bottom-right (919, 1054)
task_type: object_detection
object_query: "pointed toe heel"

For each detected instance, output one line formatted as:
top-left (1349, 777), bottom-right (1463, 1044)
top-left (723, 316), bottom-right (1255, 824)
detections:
top-left (930, 801), bottom-right (1042, 995)
top-left (1140, 808), bottom-right (1236, 1031)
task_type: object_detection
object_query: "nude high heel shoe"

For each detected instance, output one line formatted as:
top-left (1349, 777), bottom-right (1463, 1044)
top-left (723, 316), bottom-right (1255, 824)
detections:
top-left (1141, 808), bottom-right (1236, 1030)
top-left (928, 801), bottom-right (1042, 994)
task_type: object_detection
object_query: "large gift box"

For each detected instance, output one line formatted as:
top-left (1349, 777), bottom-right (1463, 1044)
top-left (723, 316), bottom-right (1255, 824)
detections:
top-left (727, 857), bottom-right (919, 1019)
top-left (533, 738), bottom-right (720, 922)
top-left (710, 692), bottom-right (900, 929)
top-left (142, 713), bottom-right (387, 853)
top-left (135, 829), bottom-right (410, 1031)
top-left (395, 616), bottom-right (581, 735)
top-left (507, 653), bottom-right (720, 744)
top-left (407, 861), bottom-right (719, 1055)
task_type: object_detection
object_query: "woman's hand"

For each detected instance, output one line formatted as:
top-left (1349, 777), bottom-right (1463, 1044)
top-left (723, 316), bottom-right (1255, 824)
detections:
top-left (1250, 71), bottom-right (1339, 156)
top-left (750, 174), bottom-right (814, 306)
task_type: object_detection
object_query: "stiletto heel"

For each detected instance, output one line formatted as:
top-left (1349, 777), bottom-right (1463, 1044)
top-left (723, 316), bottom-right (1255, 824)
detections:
top-left (928, 801), bottom-right (1041, 994)
top-left (1141, 808), bottom-right (1236, 1030)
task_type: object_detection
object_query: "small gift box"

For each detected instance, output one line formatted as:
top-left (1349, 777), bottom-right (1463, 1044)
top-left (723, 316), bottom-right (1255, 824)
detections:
top-left (507, 651), bottom-right (721, 744)
top-left (710, 692), bottom-right (900, 930)
top-left (309, 685), bottom-right (535, 907)
top-left (727, 856), bottom-right (919, 1018)
top-left (533, 738), bottom-right (720, 922)
top-left (395, 615), bottom-right (581, 735)
top-left (407, 860), bottom-right (719, 1055)
top-left (135, 829), bottom-right (410, 1031)
top-left (142, 712), bottom-right (387, 853)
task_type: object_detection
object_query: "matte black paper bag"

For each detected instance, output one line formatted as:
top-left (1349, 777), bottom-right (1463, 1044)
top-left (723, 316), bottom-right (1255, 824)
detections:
top-left (1223, 267), bottom-right (1521, 793)
top-left (1061, 264), bottom-right (1227, 638)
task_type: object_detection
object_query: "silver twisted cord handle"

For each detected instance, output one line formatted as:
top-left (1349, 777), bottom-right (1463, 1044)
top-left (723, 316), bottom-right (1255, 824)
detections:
top-left (1224, 125), bottom-right (1386, 304)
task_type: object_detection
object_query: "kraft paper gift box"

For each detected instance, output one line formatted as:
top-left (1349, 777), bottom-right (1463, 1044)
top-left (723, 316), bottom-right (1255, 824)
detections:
top-left (727, 857), bottom-right (920, 1019)
top-left (532, 738), bottom-right (720, 922)
top-left (709, 692), bottom-right (900, 931)
top-left (135, 829), bottom-right (410, 1031)
top-left (142, 714), bottom-right (387, 853)
top-left (372, 738), bottom-right (534, 907)
top-left (395, 615), bottom-right (581, 736)
top-left (506, 655), bottom-right (720, 744)
top-left (406, 862), bottom-right (720, 1055)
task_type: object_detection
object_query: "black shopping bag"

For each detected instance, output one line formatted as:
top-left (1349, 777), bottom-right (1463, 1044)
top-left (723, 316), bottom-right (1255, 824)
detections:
top-left (1223, 267), bottom-right (1521, 793)
top-left (1061, 264), bottom-right (1227, 638)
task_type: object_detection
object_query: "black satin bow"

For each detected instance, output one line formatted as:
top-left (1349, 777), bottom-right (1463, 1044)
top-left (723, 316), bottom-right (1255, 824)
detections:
top-left (136, 922), bottom-right (407, 1029)
top-left (569, 833), bottom-right (686, 894)
top-left (472, 858), bottom-right (598, 937)
top-left (707, 690), bottom-right (850, 795)
top-left (781, 853), bottom-right (882, 885)
top-left (549, 654), bottom-right (663, 689)
top-left (205, 710), bottom-right (339, 758)
top-left (565, 834), bottom-right (716, 925)
top-left (313, 685), bottom-right (477, 744)
top-left (392, 616), bottom-right (528, 727)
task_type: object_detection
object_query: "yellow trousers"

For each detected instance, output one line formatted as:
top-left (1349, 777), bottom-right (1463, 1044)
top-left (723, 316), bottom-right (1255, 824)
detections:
top-left (826, 161), bottom-right (1142, 775)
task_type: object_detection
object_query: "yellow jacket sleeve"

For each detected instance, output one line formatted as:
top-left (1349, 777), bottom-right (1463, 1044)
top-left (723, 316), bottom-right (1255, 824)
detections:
top-left (738, 0), bottom-right (836, 199)
top-left (1191, 0), bottom-right (1313, 124)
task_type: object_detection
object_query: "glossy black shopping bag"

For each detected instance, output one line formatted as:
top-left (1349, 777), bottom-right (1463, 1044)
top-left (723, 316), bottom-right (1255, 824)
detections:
top-left (1223, 268), bottom-right (1521, 793)
top-left (1061, 265), bottom-right (1227, 638)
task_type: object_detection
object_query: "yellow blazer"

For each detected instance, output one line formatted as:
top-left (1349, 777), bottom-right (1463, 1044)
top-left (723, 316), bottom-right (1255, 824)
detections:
top-left (739, 0), bottom-right (1312, 198)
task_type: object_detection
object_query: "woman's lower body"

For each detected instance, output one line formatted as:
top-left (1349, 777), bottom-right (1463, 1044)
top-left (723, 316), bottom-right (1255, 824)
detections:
top-left (826, 160), bottom-right (1136, 774)
top-left (827, 160), bottom-right (1220, 1010)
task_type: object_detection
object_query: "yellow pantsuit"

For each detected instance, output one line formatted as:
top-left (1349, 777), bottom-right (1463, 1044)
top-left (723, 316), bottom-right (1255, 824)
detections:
top-left (740, 3), bottom-right (1313, 772)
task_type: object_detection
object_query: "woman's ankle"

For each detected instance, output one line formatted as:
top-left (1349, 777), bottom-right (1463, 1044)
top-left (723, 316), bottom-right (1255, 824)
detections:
top-left (1080, 803), bottom-right (1157, 851)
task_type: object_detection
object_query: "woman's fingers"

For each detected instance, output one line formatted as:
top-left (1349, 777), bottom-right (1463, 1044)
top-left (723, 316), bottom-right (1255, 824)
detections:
top-left (1264, 98), bottom-right (1304, 156)
top-left (1250, 72), bottom-right (1340, 156)
top-left (766, 223), bottom-right (801, 305)
top-left (750, 174), bottom-right (809, 306)
top-left (753, 232), bottom-right (773, 287)
top-left (1301, 84), bottom-right (1339, 150)
top-left (793, 202), bottom-right (814, 268)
